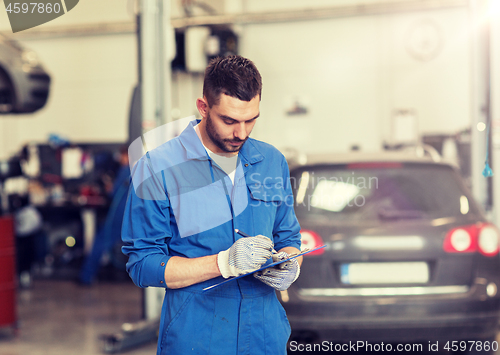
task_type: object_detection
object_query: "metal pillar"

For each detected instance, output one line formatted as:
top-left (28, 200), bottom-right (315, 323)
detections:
top-left (140, 0), bottom-right (171, 133)
top-left (138, 0), bottom-right (172, 321)
top-left (490, 0), bottom-right (500, 225)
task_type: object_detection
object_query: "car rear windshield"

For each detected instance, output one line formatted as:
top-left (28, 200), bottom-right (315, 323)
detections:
top-left (291, 163), bottom-right (479, 221)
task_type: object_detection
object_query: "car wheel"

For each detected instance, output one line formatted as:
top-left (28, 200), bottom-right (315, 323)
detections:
top-left (0, 67), bottom-right (15, 113)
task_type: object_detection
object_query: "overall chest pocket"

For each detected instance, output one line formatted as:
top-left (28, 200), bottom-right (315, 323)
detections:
top-left (247, 183), bottom-right (285, 236)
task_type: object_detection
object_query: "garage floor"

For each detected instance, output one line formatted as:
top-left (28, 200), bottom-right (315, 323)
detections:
top-left (0, 280), bottom-right (157, 355)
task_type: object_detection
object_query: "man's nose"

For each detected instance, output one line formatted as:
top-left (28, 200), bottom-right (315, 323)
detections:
top-left (234, 122), bottom-right (247, 140)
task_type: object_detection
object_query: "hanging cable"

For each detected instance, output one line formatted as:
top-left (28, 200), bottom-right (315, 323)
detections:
top-left (483, 120), bottom-right (494, 177)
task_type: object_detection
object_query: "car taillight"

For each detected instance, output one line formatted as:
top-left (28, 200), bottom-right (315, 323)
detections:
top-left (300, 230), bottom-right (324, 255)
top-left (445, 227), bottom-right (475, 252)
top-left (478, 225), bottom-right (500, 256)
top-left (443, 224), bottom-right (500, 256)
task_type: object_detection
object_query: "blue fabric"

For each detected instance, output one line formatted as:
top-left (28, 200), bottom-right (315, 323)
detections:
top-left (122, 120), bottom-right (301, 355)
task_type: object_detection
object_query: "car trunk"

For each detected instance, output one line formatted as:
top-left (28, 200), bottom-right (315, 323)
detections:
top-left (296, 218), bottom-right (481, 291)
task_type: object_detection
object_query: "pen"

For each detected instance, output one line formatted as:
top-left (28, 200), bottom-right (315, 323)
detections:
top-left (234, 229), bottom-right (252, 238)
top-left (234, 229), bottom-right (277, 254)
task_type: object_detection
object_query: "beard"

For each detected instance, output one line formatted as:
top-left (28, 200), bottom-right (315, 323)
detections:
top-left (205, 111), bottom-right (248, 153)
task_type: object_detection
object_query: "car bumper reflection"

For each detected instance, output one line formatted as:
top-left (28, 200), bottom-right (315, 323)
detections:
top-left (298, 285), bottom-right (469, 297)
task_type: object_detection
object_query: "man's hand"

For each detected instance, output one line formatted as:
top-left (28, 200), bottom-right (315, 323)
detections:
top-left (254, 251), bottom-right (300, 291)
top-left (217, 236), bottom-right (274, 278)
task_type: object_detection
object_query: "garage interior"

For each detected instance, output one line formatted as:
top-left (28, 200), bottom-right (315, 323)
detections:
top-left (1, 0), bottom-right (500, 354)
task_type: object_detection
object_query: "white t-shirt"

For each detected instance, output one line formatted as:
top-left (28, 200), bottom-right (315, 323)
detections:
top-left (195, 124), bottom-right (238, 184)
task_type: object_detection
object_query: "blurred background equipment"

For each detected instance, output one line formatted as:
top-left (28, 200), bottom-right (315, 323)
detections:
top-left (0, 32), bottom-right (51, 334)
top-left (78, 147), bottom-right (130, 286)
top-left (11, 192), bottom-right (47, 288)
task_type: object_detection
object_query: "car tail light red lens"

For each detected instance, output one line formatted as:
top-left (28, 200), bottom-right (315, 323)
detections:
top-left (443, 224), bottom-right (500, 256)
top-left (446, 228), bottom-right (474, 252)
top-left (300, 230), bottom-right (325, 255)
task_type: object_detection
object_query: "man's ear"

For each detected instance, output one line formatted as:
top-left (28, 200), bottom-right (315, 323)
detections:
top-left (196, 97), bottom-right (209, 119)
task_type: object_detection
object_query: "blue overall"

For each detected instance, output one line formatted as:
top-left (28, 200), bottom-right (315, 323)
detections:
top-left (122, 120), bottom-right (301, 354)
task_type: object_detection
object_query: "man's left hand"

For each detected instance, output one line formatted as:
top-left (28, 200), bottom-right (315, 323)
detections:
top-left (254, 252), bottom-right (300, 291)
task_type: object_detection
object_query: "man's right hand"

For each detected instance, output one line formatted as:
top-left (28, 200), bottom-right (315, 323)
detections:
top-left (217, 236), bottom-right (274, 278)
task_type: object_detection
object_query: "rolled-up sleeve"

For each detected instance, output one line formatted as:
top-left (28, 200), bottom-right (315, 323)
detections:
top-left (272, 156), bottom-right (302, 252)
top-left (121, 155), bottom-right (172, 288)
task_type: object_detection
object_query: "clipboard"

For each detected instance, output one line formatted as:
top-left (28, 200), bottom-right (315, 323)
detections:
top-left (202, 245), bottom-right (326, 292)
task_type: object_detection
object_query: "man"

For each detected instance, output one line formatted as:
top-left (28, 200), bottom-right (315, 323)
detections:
top-left (79, 147), bottom-right (130, 285)
top-left (122, 55), bottom-right (302, 355)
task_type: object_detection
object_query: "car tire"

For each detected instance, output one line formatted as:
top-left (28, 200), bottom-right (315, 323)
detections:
top-left (0, 66), bottom-right (15, 113)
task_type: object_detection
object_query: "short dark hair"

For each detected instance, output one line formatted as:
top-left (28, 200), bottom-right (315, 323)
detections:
top-left (203, 55), bottom-right (262, 108)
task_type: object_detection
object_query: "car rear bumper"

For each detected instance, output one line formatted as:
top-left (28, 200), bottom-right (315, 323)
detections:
top-left (288, 311), bottom-right (500, 342)
top-left (283, 283), bottom-right (500, 342)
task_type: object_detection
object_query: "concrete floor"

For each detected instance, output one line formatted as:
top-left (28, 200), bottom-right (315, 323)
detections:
top-left (0, 280), bottom-right (157, 355)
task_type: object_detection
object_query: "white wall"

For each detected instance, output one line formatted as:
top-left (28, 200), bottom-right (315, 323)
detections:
top-left (242, 7), bottom-right (471, 153)
top-left (243, 0), bottom-right (429, 13)
top-left (0, 0), bottom-right (134, 31)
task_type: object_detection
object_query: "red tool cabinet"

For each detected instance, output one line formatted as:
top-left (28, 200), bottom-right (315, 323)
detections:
top-left (0, 215), bottom-right (16, 328)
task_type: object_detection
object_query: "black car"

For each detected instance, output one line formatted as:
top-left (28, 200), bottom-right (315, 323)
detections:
top-left (0, 33), bottom-right (50, 113)
top-left (281, 152), bottom-right (500, 352)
